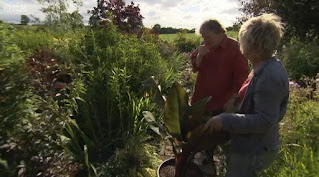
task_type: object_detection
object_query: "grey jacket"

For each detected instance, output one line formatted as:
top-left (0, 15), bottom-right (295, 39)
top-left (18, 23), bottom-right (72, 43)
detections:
top-left (221, 58), bottom-right (289, 154)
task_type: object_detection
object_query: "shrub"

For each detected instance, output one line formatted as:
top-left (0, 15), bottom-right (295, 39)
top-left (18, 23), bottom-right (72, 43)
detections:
top-left (281, 41), bottom-right (319, 81)
top-left (1, 21), bottom-right (83, 176)
top-left (260, 77), bottom-right (319, 177)
top-left (12, 30), bottom-right (56, 55)
top-left (174, 31), bottom-right (201, 53)
top-left (88, 0), bottom-right (144, 33)
top-left (59, 25), bottom-right (184, 175)
top-left (1, 20), bottom-right (187, 177)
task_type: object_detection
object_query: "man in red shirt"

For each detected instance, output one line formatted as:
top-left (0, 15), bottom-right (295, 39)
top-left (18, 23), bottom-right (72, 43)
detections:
top-left (191, 19), bottom-right (249, 176)
top-left (191, 19), bottom-right (248, 114)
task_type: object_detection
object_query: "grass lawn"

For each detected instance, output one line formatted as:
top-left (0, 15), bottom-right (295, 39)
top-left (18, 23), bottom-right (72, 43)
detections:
top-left (159, 31), bottom-right (239, 42)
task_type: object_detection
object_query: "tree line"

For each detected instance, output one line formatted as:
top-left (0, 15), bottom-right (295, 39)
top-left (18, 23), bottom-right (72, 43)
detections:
top-left (152, 24), bottom-right (195, 34)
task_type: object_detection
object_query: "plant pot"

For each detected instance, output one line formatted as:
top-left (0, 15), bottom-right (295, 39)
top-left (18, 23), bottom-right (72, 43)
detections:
top-left (157, 157), bottom-right (203, 177)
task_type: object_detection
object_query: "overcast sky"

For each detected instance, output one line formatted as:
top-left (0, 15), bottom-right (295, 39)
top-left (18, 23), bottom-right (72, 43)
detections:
top-left (0, 0), bottom-right (242, 29)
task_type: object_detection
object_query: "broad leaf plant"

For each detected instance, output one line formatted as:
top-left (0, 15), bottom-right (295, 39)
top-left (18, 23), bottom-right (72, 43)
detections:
top-left (142, 76), bottom-right (226, 177)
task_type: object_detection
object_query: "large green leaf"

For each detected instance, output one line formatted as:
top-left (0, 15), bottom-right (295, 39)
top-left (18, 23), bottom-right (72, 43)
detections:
top-left (143, 111), bottom-right (168, 137)
top-left (142, 111), bottom-right (156, 123)
top-left (164, 82), bottom-right (189, 140)
top-left (190, 96), bottom-right (212, 114)
top-left (142, 76), bottom-right (165, 109)
top-left (183, 96), bottom-right (212, 138)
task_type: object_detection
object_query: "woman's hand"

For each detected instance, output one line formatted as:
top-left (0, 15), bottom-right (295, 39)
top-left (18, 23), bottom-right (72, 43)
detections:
top-left (204, 115), bottom-right (223, 134)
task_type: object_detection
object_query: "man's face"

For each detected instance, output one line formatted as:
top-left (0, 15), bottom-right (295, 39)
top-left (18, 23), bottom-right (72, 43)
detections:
top-left (200, 27), bottom-right (221, 48)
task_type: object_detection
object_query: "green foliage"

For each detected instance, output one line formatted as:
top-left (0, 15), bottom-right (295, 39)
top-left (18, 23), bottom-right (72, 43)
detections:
top-left (20, 15), bottom-right (30, 25)
top-left (226, 30), bottom-right (239, 40)
top-left (2, 9), bottom-right (319, 176)
top-left (239, 0), bottom-right (319, 41)
top-left (174, 31), bottom-right (201, 53)
top-left (38, 0), bottom-right (84, 32)
top-left (56, 24), bottom-right (184, 175)
top-left (94, 137), bottom-right (160, 177)
top-left (0, 21), bottom-right (27, 176)
top-left (1, 16), bottom-right (185, 176)
top-left (11, 25), bottom-right (85, 63)
top-left (152, 25), bottom-right (195, 34)
top-left (281, 41), bottom-right (319, 81)
top-left (259, 77), bottom-right (319, 177)
top-left (143, 77), bottom-right (219, 177)
top-left (12, 29), bottom-right (56, 55)
top-left (0, 21), bottom-right (81, 176)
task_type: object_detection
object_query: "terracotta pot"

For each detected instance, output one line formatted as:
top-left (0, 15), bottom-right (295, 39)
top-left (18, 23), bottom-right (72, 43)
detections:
top-left (157, 157), bottom-right (203, 177)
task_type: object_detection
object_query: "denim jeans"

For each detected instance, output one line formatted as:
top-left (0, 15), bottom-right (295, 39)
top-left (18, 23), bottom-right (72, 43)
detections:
top-left (225, 150), bottom-right (278, 177)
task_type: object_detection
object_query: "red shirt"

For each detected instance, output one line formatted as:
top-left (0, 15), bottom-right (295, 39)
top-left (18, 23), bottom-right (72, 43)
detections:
top-left (238, 74), bottom-right (253, 101)
top-left (191, 36), bottom-right (249, 112)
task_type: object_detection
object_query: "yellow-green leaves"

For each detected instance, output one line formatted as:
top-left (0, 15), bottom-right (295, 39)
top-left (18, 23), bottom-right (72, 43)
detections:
top-left (143, 76), bottom-right (211, 143)
top-left (142, 76), bottom-right (165, 109)
top-left (164, 82), bottom-right (189, 140)
top-left (142, 111), bottom-right (168, 137)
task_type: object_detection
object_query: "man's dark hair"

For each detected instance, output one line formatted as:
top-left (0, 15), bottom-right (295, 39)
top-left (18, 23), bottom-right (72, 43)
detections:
top-left (200, 19), bottom-right (226, 34)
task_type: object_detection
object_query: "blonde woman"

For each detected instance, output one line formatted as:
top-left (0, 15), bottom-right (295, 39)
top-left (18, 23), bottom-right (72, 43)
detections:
top-left (204, 14), bottom-right (289, 177)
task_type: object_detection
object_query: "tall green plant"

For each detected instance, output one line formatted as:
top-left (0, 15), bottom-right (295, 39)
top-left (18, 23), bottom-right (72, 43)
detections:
top-left (143, 77), bottom-right (226, 177)
top-left (60, 24), bottom-right (181, 175)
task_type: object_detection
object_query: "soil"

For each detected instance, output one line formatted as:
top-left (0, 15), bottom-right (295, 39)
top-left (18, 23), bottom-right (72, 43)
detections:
top-left (159, 163), bottom-right (203, 177)
top-left (159, 140), bottom-right (227, 177)
top-left (159, 165), bottom-right (175, 177)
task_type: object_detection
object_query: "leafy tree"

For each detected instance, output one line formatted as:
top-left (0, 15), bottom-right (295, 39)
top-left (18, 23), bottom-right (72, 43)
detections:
top-left (38, 0), bottom-right (84, 31)
top-left (20, 15), bottom-right (30, 25)
top-left (68, 10), bottom-right (84, 29)
top-left (238, 0), bottom-right (319, 41)
top-left (190, 28), bottom-right (196, 33)
top-left (88, 0), bottom-right (144, 33)
top-left (226, 22), bottom-right (240, 32)
top-left (152, 24), bottom-right (161, 33)
top-left (30, 15), bottom-right (41, 25)
top-left (153, 26), bottom-right (195, 34)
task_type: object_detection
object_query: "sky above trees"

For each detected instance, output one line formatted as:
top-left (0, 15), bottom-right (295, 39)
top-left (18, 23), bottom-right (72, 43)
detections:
top-left (0, 0), bottom-right (241, 28)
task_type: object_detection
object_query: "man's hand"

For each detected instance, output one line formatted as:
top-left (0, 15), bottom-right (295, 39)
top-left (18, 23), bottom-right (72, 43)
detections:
top-left (224, 94), bottom-right (240, 113)
top-left (196, 45), bottom-right (209, 67)
top-left (204, 115), bottom-right (223, 134)
top-left (198, 45), bottom-right (209, 55)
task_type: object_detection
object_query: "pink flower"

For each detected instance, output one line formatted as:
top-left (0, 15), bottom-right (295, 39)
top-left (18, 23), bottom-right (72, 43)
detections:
top-left (289, 81), bottom-right (300, 87)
